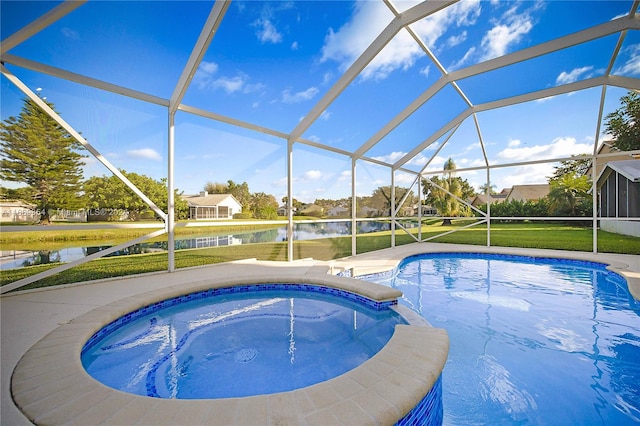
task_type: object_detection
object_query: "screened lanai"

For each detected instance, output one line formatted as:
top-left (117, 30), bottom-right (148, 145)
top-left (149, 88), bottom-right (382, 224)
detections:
top-left (1, 0), bottom-right (640, 293)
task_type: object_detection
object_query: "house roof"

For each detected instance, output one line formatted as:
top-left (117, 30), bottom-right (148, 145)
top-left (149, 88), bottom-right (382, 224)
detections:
top-left (181, 193), bottom-right (241, 208)
top-left (596, 160), bottom-right (640, 186)
top-left (471, 193), bottom-right (507, 204)
top-left (0, 200), bottom-right (36, 208)
top-left (506, 184), bottom-right (551, 201)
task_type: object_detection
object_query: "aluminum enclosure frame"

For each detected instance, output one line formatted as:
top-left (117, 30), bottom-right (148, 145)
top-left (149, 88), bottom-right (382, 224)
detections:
top-left (2, 0), bottom-right (640, 293)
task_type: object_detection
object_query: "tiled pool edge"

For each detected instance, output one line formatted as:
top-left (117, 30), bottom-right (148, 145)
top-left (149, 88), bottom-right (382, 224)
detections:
top-left (333, 245), bottom-right (640, 302)
top-left (11, 274), bottom-right (449, 425)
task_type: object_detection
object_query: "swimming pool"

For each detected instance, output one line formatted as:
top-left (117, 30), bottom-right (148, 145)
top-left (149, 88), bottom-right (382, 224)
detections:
top-left (81, 284), bottom-right (406, 399)
top-left (365, 253), bottom-right (640, 425)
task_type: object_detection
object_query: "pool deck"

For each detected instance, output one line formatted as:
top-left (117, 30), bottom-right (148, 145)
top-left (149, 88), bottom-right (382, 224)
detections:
top-left (2, 242), bottom-right (639, 425)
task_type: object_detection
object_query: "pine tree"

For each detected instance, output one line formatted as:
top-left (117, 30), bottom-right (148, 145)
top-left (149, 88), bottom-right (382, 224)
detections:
top-left (0, 97), bottom-right (86, 224)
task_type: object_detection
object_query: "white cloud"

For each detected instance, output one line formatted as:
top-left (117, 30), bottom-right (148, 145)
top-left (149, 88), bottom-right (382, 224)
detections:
top-left (212, 75), bottom-right (247, 93)
top-left (291, 41), bottom-right (299, 50)
top-left (406, 152), bottom-right (429, 167)
top-left (303, 170), bottom-right (323, 180)
top-left (480, 5), bottom-right (534, 61)
top-left (497, 163), bottom-right (554, 187)
top-left (319, 110), bottom-right (332, 120)
top-left (555, 66), bottom-right (594, 85)
top-left (320, 2), bottom-right (390, 69)
top-left (193, 61), bottom-right (263, 94)
top-left (61, 27), bottom-right (79, 40)
top-left (320, 1), bottom-right (482, 80)
top-left (127, 148), bottom-right (162, 161)
top-left (414, 1), bottom-right (482, 48)
top-left (495, 136), bottom-right (592, 163)
top-left (282, 87), bottom-right (319, 103)
top-left (508, 139), bottom-right (521, 147)
top-left (395, 172), bottom-right (419, 185)
top-left (449, 46), bottom-right (476, 70)
top-left (272, 177), bottom-right (288, 188)
top-left (446, 31), bottom-right (468, 48)
top-left (199, 61), bottom-right (218, 74)
top-left (614, 43), bottom-right (640, 76)
top-left (338, 170), bottom-right (351, 182)
top-left (371, 151), bottom-right (407, 164)
top-left (254, 19), bottom-right (282, 44)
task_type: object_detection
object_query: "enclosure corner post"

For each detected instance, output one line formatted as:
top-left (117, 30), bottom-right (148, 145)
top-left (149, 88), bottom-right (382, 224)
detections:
top-left (167, 111), bottom-right (176, 272)
top-left (351, 158), bottom-right (357, 257)
top-left (287, 139), bottom-right (294, 262)
top-left (391, 169), bottom-right (396, 248)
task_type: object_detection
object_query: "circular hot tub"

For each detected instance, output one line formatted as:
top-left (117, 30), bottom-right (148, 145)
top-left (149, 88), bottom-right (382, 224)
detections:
top-left (81, 284), bottom-right (407, 399)
top-left (11, 273), bottom-right (448, 425)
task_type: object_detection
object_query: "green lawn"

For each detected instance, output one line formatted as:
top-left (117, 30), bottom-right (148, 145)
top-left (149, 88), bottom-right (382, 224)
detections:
top-left (2, 221), bottom-right (638, 291)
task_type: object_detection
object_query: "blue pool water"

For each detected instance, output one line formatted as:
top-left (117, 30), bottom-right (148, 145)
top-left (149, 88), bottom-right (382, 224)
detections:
top-left (366, 253), bottom-right (640, 425)
top-left (81, 284), bottom-right (406, 399)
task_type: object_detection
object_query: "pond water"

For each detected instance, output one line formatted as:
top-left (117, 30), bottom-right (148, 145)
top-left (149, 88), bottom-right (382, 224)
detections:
top-left (1, 221), bottom-right (405, 270)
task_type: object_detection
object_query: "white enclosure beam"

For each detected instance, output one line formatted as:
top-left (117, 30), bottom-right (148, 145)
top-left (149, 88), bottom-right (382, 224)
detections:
top-left (363, 15), bottom-right (640, 170)
top-left (394, 109), bottom-right (473, 169)
top-left (351, 158), bottom-right (357, 256)
top-left (1, 64), bottom-right (167, 222)
top-left (2, 54), bottom-right (169, 107)
top-left (1, 1), bottom-right (86, 54)
top-left (417, 123), bottom-right (462, 175)
top-left (169, 0), bottom-right (230, 114)
top-left (448, 15), bottom-right (640, 82)
top-left (166, 0), bottom-right (229, 271)
top-left (593, 85), bottom-right (609, 253)
top-left (288, 0), bottom-right (457, 143)
top-left (394, 74), bottom-right (640, 171)
top-left (167, 112), bottom-right (176, 271)
top-left (0, 228), bottom-right (166, 294)
top-left (287, 140), bottom-right (294, 262)
top-left (353, 78), bottom-right (449, 159)
top-left (391, 171), bottom-right (396, 248)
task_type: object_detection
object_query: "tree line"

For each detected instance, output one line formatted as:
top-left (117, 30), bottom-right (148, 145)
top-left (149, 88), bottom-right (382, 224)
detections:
top-left (2, 92), bottom-right (638, 224)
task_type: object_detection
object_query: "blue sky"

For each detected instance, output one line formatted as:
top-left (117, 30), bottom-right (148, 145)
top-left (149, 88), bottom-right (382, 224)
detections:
top-left (1, 1), bottom-right (638, 204)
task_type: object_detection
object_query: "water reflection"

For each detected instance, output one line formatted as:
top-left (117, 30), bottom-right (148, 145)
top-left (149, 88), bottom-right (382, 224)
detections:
top-left (1, 221), bottom-right (395, 270)
top-left (382, 254), bottom-right (640, 425)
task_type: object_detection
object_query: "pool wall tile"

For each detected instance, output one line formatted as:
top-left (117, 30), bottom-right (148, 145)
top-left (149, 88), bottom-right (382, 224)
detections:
top-left (395, 375), bottom-right (443, 426)
top-left (82, 283), bottom-right (399, 356)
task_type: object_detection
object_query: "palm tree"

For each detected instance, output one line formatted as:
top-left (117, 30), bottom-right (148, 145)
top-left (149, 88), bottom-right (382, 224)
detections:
top-left (431, 158), bottom-right (466, 225)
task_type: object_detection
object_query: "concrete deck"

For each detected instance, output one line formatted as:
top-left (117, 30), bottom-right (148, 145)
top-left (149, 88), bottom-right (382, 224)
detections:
top-left (2, 243), bottom-right (639, 425)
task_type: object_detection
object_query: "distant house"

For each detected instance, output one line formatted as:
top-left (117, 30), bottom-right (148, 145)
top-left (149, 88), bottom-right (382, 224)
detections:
top-left (327, 205), bottom-right (348, 217)
top-left (586, 141), bottom-right (637, 178)
top-left (298, 204), bottom-right (323, 216)
top-left (397, 205), bottom-right (416, 217)
top-left (181, 192), bottom-right (242, 220)
top-left (277, 205), bottom-right (297, 216)
top-left (469, 192), bottom-right (507, 208)
top-left (596, 159), bottom-right (640, 237)
top-left (416, 205), bottom-right (438, 216)
top-left (358, 206), bottom-right (380, 217)
top-left (0, 200), bottom-right (38, 223)
top-left (505, 184), bottom-right (550, 203)
top-left (51, 209), bottom-right (88, 222)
